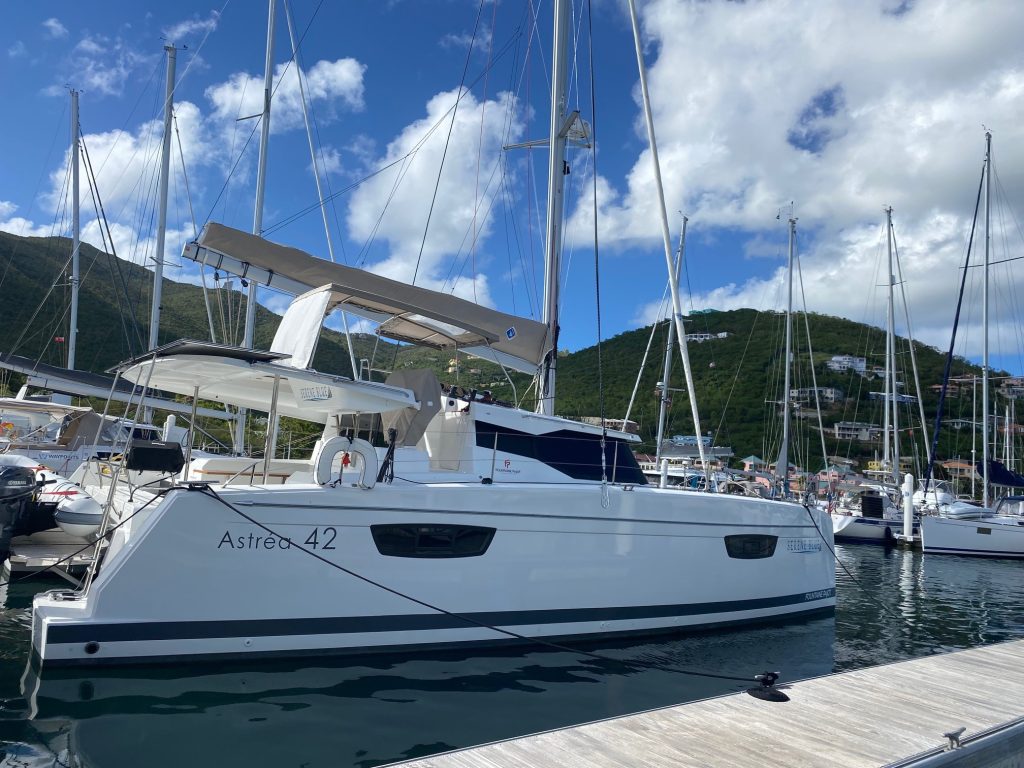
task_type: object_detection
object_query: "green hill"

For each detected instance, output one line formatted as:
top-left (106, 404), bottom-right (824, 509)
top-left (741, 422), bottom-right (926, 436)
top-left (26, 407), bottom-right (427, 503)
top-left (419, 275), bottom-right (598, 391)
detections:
top-left (0, 230), bottom-right (995, 472)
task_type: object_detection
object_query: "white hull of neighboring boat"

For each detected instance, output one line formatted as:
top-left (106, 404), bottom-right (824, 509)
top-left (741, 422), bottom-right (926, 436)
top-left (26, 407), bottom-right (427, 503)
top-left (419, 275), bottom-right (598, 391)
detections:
top-left (920, 515), bottom-right (1024, 558)
top-left (831, 514), bottom-right (913, 543)
top-left (31, 482), bottom-right (835, 665)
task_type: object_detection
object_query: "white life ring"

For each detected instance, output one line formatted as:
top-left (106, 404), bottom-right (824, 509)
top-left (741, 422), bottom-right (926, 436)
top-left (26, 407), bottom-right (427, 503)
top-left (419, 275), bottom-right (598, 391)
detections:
top-left (314, 437), bottom-right (378, 489)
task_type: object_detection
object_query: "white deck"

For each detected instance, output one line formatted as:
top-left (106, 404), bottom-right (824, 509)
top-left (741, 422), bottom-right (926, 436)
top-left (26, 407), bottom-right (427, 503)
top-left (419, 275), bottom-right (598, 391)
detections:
top-left (5, 530), bottom-right (94, 583)
top-left (391, 639), bottom-right (1024, 767)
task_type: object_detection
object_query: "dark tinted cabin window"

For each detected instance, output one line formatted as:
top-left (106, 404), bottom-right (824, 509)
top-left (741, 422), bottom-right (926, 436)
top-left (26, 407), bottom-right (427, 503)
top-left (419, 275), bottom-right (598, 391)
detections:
top-left (476, 421), bottom-right (647, 484)
top-left (371, 524), bottom-right (495, 558)
top-left (724, 534), bottom-right (778, 559)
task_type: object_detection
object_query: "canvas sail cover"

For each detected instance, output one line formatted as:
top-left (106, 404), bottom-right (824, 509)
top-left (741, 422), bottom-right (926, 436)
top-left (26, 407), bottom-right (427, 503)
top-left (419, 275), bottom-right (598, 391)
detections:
top-left (980, 459), bottom-right (1024, 488)
top-left (187, 223), bottom-right (550, 372)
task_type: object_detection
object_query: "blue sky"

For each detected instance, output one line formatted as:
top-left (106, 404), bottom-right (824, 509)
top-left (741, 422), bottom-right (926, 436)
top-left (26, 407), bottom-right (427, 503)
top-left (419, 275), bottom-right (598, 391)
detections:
top-left (2, 0), bottom-right (1023, 375)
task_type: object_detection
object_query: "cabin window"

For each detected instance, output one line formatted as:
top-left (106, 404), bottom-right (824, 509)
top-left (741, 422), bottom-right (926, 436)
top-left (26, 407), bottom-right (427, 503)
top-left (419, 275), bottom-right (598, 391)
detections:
top-left (371, 524), bottom-right (495, 558)
top-left (475, 421), bottom-right (647, 484)
top-left (977, 527), bottom-right (992, 535)
top-left (724, 534), bottom-right (778, 559)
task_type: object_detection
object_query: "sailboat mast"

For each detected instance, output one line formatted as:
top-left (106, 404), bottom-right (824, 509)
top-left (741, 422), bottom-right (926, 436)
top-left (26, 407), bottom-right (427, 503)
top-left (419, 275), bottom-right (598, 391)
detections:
top-left (983, 131), bottom-right (992, 507)
top-left (235, 0), bottom-right (277, 454)
top-left (538, 0), bottom-right (571, 417)
top-left (626, 0), bottom-right (709, 477)
top-left (655, 216), bottom-right (687, 465)
top-left (149, 45), bottom-right (177, 351)
top-left (777, 217), bottom-right (796, 494)
top-left (887, 206), bottom-right (900, 485)
top-left (248, 0), bottom-right (276, 344)
top-left (68, 89), bottom-right (80, 371)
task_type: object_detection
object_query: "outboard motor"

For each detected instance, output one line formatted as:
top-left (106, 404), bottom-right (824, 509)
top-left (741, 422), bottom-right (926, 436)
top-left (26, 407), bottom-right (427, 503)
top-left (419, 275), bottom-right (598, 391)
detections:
top-left (0, 465), bottom-right (38, 565)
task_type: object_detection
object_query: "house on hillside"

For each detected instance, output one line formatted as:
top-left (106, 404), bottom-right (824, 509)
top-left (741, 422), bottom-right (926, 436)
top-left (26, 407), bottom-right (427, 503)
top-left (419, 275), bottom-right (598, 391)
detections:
top-left (826, 355), bottom-right (867, 374)
top-left (833, 421), bottom-right (883, 442)
top-left (1000, 378), bottom-right (1024, 399)
top-left (790, 387), bottom-right (844, 404)
top-left (941, 459), bottom-right (978, 482)
top-left (868, 390), bottom-right (918, 404)
top-left (684, 331), bottom-right (729, 343)
top-left (740, 455), bottom-right (766, 473)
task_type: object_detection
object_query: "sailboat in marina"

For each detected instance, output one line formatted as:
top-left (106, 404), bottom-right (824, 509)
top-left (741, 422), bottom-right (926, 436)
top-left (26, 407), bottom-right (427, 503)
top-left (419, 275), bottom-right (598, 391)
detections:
top-left (831, 207), bottom-right (920, 544)
top-left (921, 132), bottom-right (1024, 558)
top-left (27, 0), bottom-right (835, 666)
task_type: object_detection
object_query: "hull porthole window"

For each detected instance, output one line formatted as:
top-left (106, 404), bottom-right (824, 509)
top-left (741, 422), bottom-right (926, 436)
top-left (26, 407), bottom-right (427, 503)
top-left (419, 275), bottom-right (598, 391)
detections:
top-left (371, 524), bottom-right (495, 558)
top-left (724, 534), bottom-right (778, 559)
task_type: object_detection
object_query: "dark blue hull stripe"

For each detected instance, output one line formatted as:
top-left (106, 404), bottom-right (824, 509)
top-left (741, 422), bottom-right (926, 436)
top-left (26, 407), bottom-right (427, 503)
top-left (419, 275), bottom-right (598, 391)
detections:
top-left (48, 588), bottom-right (836, 644)
top-left (923, 546), bottom-right (1024, 558)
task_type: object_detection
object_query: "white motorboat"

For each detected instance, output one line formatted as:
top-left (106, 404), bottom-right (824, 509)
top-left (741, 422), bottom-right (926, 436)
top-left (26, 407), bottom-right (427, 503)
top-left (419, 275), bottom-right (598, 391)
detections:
top-left (921, 496), bottom-right (1024, 558)
top-left (830, 486), bottom-right (915, 544)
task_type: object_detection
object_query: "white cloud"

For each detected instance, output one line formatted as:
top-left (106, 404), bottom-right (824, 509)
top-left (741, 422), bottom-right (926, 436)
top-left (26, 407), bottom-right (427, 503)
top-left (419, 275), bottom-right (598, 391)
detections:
top-left (345, 87), bottom-right (524, 304)
top-left (569, 0), bottom-right (1024, 359)
top-left (0, 201), bottom-right (16, 219)
top-left (162, 10), bottom-right (220, 43)
top-left (42, 100), bottom-right (215, 221)
top-left (311, 146), bottom-right (343, 177)
top-left (42, 18), bottom-right (69, 40)
top-left (664, 211), bottom-right (1024, 362)
top-left (58, 35), bottom-right (155, 97)
top-left (0, 217), bottom-right (53, 238)
top-left (7, 41), bottom-right (27, 59)
top-left (440, 24), bottom-right (493, 51)
top-left (205, 58), bottom-right (366, 133)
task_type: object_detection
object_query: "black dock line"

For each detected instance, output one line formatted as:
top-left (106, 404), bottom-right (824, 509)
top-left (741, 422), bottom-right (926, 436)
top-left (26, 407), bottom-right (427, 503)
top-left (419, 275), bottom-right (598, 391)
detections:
top-left (197, 484), bottom-right (761, 685)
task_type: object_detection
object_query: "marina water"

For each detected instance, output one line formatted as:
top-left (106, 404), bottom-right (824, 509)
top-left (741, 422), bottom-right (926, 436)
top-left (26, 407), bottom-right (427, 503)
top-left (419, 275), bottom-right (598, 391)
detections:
top-left (1, 545), bottom-right (1022, 767)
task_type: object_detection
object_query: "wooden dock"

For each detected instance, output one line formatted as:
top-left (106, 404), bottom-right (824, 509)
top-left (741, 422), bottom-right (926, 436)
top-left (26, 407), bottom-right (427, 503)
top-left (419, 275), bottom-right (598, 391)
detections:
top-left (391, 639), bottom-right (1024, 768)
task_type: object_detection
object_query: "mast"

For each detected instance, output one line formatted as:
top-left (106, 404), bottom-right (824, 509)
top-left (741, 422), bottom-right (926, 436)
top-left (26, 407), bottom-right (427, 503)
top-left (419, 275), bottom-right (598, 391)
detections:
top-left (148, 45), bottom-right (177, 351)
top-left (537, 0), bottom-right (571, 416)
top-left (68, 89), bottom-right (81, 371)
top-left (982, 131), bottom-right (992, 507)
top-left (626, 0), bottom-right (709, 477)
top-left (283, 1), bottom-right (360, 380)
top-left (655, 216), bottom-right (687, 465)
top-left (236, 0), bottom-right (277, 453)
top-left (886, 206), bottom-right (900, 485)
top-left (776, 217), bottom-right (796, 495)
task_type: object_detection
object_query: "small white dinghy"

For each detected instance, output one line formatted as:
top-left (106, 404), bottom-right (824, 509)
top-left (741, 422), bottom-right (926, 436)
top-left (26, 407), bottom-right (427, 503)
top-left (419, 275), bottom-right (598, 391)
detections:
top-left (0, 454), bottom-right (103, 540)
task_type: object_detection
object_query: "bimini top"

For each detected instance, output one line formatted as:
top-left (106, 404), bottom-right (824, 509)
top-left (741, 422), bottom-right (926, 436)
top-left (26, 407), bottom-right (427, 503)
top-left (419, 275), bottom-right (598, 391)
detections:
top-left (183, 223), bottom-right (550, 373)
top-left (0, 397), bottom-right (91, 417)
top-left (115, 341), bottom-right (418, 422)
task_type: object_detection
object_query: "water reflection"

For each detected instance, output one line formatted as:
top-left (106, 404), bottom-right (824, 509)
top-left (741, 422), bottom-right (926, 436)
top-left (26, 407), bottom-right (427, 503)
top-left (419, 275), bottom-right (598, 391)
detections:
top-left (832, 544), bottom-right (1024, 670)
top-left (1, 545), bottom-right (1022, 768)
top-left (14, 620), bottom-right (835, 768)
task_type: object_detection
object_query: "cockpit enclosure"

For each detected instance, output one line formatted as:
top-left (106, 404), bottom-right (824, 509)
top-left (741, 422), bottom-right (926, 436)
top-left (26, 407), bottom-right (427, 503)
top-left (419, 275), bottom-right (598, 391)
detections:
top-left (995, 496), bottom-right (1024, 518)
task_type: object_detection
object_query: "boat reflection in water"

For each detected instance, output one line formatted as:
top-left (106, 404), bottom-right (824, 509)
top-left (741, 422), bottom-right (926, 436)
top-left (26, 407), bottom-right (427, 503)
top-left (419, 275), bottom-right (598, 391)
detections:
top-left (19, 619), bottom-right (835, 768)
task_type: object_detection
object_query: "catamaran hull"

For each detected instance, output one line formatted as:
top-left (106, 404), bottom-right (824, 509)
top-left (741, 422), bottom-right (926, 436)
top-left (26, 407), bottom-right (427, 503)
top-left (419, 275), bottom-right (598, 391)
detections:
top-left (31, 483), bottom-right (835, 666)
top-left (921, 515), bottom-right (1024, 558)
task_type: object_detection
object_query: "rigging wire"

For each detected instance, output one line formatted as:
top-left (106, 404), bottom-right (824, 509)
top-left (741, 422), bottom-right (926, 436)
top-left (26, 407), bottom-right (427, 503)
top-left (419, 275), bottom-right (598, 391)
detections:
top-left (795, 246), bottom-right (832, 474)
top-left (411, 0), bottom-right (488, 287)
top-left (923, 161), bottom-right (987, 491)
top-left (80, 134), bottom-right (146, 356)
top-left (584, 0), bottom-right (609, 495)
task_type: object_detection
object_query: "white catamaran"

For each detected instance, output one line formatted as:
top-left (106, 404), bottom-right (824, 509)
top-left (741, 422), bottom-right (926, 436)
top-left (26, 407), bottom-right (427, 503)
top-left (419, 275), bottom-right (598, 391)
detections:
top-left (28, 0), bottom-right (835, 666)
